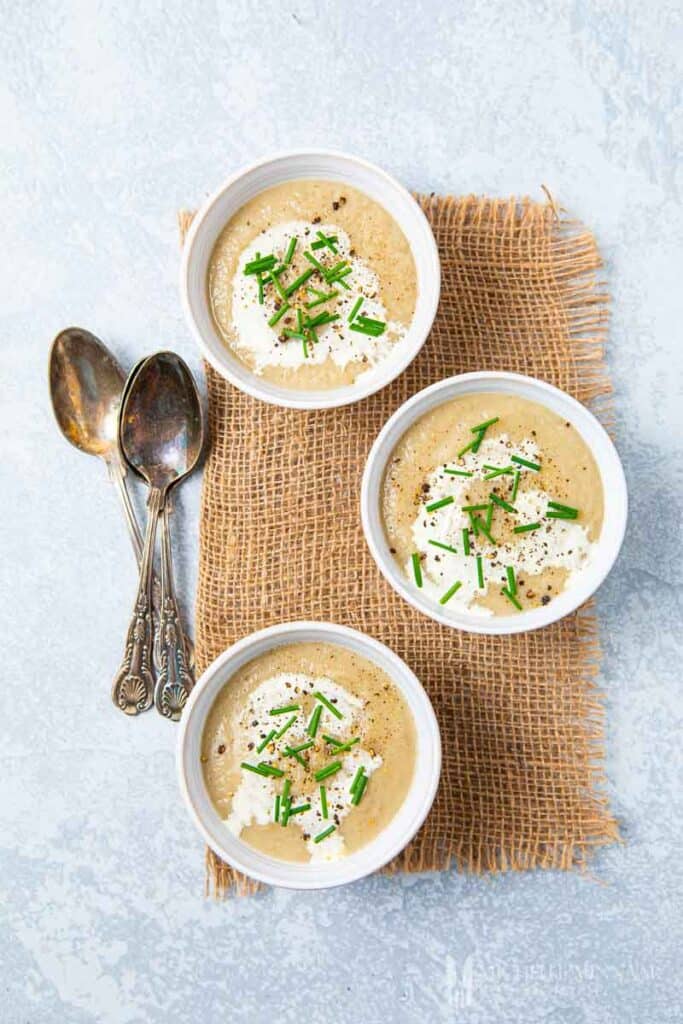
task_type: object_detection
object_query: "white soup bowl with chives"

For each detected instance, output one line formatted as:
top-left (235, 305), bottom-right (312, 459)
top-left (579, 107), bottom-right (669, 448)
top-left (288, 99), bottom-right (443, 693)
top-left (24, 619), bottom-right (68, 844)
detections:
top-left (177, 622), bottom-right (441, 890)
top-left (180, 149), bottom-right (440, 409)
top-left (361, 372), bottom-right (628, 636)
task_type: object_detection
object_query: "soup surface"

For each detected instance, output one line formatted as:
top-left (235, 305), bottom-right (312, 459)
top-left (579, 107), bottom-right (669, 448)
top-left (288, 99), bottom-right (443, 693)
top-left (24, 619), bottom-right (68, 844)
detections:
top-left (202, 642), bottom-right (416, 863)
top-left (381, 393), bottom-right (604, 616)
top-left (207, 179), bottom-right (417, 390)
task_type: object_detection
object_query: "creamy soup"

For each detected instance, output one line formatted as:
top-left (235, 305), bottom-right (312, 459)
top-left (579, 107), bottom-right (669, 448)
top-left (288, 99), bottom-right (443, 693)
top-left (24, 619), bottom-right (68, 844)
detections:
top-left (207, 180), bottom-right (417, 389)
top-left (381, 393), bottom-right (604, 616)
top-left (202, 642), bottom-right (416, 863)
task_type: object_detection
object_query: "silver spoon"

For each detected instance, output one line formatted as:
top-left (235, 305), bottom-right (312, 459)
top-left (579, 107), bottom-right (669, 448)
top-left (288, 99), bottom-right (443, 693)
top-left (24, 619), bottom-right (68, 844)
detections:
top-left (112, 352), bottom-right (203, 719)
top-left (119, 358), bottom-right (196, 674)
top-left (49, 329), bottom-right (169, 667)
top-left (49, 328), bottom-right (145, 562)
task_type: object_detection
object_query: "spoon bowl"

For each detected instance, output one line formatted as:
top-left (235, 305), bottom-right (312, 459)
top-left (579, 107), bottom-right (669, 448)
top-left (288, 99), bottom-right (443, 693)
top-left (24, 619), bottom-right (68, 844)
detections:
top-left (120, 352), bottom-right (203, 492)
top-left (49, 327), bottom-right (126, 459)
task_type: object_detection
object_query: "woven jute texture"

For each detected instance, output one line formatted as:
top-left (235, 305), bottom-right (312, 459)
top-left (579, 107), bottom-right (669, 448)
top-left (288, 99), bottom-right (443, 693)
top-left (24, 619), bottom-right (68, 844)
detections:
top-left (179, 194), bottom-right (619, 898)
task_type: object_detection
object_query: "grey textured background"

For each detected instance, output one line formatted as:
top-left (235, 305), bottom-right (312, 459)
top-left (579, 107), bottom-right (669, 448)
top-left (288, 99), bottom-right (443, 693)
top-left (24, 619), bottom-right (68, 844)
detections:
top-left (2, 1), bottom-right (682, 1021)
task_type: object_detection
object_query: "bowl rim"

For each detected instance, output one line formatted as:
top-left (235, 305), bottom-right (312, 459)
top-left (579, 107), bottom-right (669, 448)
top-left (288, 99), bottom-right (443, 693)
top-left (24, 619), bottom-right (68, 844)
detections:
top-left (179, 148), bottom-right (440, 410)
top-left (360, 371), bottom-right (628, 635)
top-left (176, 621), bottom-right (442, 890)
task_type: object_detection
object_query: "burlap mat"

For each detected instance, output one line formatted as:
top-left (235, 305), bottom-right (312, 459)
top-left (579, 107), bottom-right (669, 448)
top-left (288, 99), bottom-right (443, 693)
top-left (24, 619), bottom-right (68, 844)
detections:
top-left (179, 193), bottom-right (619, 897)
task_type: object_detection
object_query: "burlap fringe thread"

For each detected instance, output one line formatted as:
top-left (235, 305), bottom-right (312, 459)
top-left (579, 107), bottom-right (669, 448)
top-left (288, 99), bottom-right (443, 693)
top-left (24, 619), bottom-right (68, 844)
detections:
top-left (179, 193), bottom-right (620, 899)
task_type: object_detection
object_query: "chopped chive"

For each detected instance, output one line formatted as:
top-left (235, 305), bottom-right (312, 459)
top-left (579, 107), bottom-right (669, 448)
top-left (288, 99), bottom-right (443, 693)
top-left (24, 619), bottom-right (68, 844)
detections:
top-left (305, 289), bottom-right (338, 309)
top-left (350, 766), bottom-right (365, 796)
top-left (302, 336), bottom-right (309, 359)
top-left (307, 704), bottom-right (323, 738)
top-left (472, 517), bottom-right (497, 545)
top-left (314, 825), bottom-right (337, 843)
top-left (314, 691), bottom-right (344, 719)
top-left (511, 455), bottom-right (541, 472)
top-left (476, 554), bottom-right (485, 588)
top-left (428, 539), bottom-right (459, 554)
top-left (257, 762), bottom-right (284, 777)
top-left (268, 302), bottom-right (290, 327)
top-left (275, 714), bottom-right (297, 739)
top-left (279, 779), bottom-right (291, 824)
top-left (325, 258), bottom-right (350, 277)
top-left (274, 794), bottom-right (280, 822)
top-left (355, 315), bottom-right (386, 332)
top-left (426, 496), bottom-right (454, 513)
top-left (244, 254), bottom-right (276, 275)
top-left (284, 267), bottom-right (315, 297)
top-left (289, 740), bottom-right (314, 754)
top-left (506, 566), bottom-right (517, 595)
top-left (514, 522), bottom-right (541, 533)
top-left (547, 501), bottom-right (579, 516)
top-left (288, 803), bottom-right (311, 817)
top-left (257, 273), bottom-right (264, 305)
top-left (282, 329), bottom-right (307, 340)
top-left (471, 430), bottom-right (486, 454)
top-left (240, 762), bottom-right (268, 776)
top-left (351, 773), bottom-right (368, 806)
top-left (283, 746), bottom-right (307, 767)
top-left (457, 438), bottom-right (478, 458)
top-left (485, 502), bottom-right (494, 531)
top-left (471, 417), bottom-right (499, 433)
top-left (311, 230), bottom-right (338, 253)
top-left (328, 737), bottom-right (360, 755)
top-left (304, 311), bottom-right (339, 329)
top-left (270, 703), bottom-right (300, 716)
top-left (411, 552), bottom-right (423, 587)
top-left (256, 729), bottom-right (277, 754)
top-left (483, 466), bottom-right (514, 480)
top-left (314, 761), bottom-right (342, 782)
top-left (461, 504), bottom-right (489, 513)
top-left (320, 786), bottom-right (329, 819)
top-left (444, 468), bottom-right (473, 477)
top-left (323, 734), bottom-right (343, 747)
top-left (348, 296), bottom-right (364, 322)
top-left (462, 528), bottom-right (471, 556)
top-left (267, 270), bottom-right (288, 302)
top-left (296, 308), bottom-right (303, 332)
top-left (303, 250), bottom-right (327, 274)
top-left (439, 580), bottom-right (462, 605)
top-left (511, 470), bottom-right (521, 502)
top-left (283, 236), bottom-right (297, 265)
top-left (547, 510), bottom-right (579, 520)
top-left (502, 587), bottom-right (523, 611)
top-left (490, 492), bottom-right (517, 514)
top-left (349, 314), bottom-right (386, 335)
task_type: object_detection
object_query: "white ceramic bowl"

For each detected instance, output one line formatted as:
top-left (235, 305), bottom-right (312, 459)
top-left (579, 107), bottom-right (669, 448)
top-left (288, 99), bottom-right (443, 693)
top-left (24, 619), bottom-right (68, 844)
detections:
top-left (361, 372), bottom-right (628, 635)
top-left (177, 622), bottom-right (441, 890)
top-left (180, 149), bottom-right (440, 409)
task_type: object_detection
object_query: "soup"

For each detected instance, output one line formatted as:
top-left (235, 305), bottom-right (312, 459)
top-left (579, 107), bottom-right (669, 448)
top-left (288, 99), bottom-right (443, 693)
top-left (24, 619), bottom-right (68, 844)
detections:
top-left (207, 180), bottom-right (417, 390)
top-left (381, 393), bottom-right (604, 616)
top-left (202, 642), bottom-right (416, 862)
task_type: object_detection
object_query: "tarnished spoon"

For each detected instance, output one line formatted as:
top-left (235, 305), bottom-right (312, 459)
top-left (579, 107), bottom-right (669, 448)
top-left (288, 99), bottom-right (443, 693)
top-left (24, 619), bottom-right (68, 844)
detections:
top-left (112, 352), bottom-right (203, 719)
top-left (49, 328), bottom-right (145, 561)
top-left (119, 358), bottom-right (196, 673)
top-left (49, 329), bottom-right (167, 665)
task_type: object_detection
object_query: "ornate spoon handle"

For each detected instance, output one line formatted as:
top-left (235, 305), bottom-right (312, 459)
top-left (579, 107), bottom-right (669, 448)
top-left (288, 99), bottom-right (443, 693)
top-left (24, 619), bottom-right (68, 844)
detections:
top-left (108, 457), bottom-right (165, 669)
top-left (111, 487), bottom-right (163, 715)
top-left (154, 500), bottom-right (195, 721)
